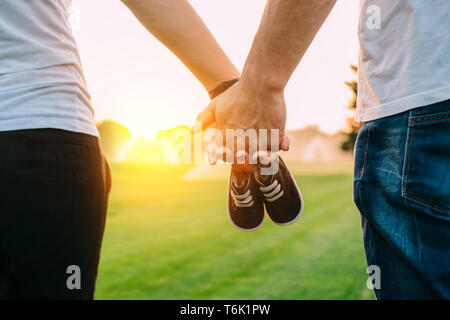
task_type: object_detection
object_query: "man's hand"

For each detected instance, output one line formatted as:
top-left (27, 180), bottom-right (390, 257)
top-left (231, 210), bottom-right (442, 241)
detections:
top-left (197, 0), bottom-right (336, 161)
top-left (197, 78), bottom-right (291, 155)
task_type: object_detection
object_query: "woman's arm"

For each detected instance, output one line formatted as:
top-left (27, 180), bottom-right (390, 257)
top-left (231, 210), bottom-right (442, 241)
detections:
top-left (121, 0), bottom-right (239, 92)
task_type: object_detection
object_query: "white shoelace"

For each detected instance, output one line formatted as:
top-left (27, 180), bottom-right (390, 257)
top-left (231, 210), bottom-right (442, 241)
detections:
top-left (257, 178), bottom-right (284, 203)
top-left (231, 187), bottom-right (254, 207)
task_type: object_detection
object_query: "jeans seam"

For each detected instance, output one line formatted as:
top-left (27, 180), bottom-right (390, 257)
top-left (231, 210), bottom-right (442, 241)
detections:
top-left (412, 117), bottom-right (450, 125)
top-left (401, 111), bottom-right (415, 197)
top-left (410, 110), bottom-right (450, 120)
top-left (411, 209), bottom-right (423, 260)
top-left (404, 192), bottom-right (449, 215)
top-left (361, 124), bottom-right (370, 177)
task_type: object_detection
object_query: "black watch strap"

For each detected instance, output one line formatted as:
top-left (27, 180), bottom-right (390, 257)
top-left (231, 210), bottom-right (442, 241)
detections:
top-left (208, 78), bottom-right (239, 99)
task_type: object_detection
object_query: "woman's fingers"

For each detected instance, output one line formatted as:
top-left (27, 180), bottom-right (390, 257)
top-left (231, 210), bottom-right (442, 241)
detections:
top-left (196, 101), bottom-right (216, 130)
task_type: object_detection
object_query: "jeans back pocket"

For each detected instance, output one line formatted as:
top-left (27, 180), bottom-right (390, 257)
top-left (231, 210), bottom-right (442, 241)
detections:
top-left (401, 101), bottom-right (450, 215)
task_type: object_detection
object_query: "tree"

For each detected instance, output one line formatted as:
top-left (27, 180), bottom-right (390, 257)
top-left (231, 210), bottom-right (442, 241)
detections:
top-left (97, 120), bottom-right (132, 161)
top-left (341, 65), bottom-right (362, 152)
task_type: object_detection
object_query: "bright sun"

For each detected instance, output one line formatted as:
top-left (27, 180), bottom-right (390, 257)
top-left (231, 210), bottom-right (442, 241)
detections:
top-left (118, 99), bottom-right (189, 140)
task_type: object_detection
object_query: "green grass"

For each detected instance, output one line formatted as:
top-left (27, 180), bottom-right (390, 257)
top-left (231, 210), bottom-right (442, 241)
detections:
top-left (95, 164), bottom-right (374, 300)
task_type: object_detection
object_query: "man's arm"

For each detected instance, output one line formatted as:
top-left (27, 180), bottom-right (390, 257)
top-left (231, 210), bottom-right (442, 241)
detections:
top-left (121, 0), bottom-right (239, 92)
top-left (242, 0), bottom-right (337, 92)
top-left (197, 0), bottom-right (337, 151)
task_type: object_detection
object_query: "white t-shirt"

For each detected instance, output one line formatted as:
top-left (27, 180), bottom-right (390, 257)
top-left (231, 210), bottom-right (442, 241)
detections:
top-left (0, 0), bottom-right (98, 136)
top-left (357, 0), bottom-right (450, 122)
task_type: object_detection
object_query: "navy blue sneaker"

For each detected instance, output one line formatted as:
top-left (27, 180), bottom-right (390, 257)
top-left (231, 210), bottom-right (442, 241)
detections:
top-left (228, 164), bottom-right (265, 231)
top-left (253, 153), bottom-right (303, 226)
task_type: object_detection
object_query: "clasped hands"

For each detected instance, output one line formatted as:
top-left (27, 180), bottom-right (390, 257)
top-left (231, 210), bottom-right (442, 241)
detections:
top-left (196, 78), bottom-right (291, 165)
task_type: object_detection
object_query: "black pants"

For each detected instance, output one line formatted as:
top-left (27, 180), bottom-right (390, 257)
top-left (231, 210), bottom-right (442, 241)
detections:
top-left (0, 129), bottom-right (111, 299)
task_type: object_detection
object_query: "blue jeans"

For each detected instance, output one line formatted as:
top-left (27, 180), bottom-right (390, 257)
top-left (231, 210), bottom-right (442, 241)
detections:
top-left (353, 99), bottom-right (450, 300)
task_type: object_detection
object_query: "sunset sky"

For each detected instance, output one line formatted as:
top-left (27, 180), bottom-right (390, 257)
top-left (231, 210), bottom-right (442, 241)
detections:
top-left (72, 0), bottom-right (359, 139)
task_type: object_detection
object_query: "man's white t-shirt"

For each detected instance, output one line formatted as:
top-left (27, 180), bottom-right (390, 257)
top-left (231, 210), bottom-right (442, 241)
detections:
top-left (357, 0), bottom-right (450, 122)
top-left (0, 0), bottom-right (98, 136)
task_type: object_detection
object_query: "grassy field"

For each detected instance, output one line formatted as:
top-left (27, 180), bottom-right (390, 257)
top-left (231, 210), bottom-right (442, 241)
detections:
top-left (95, 163), bottom-right (374, 300)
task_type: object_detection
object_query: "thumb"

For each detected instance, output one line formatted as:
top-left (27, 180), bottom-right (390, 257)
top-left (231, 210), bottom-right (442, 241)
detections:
top-left (196, 101), bottom-right (216, 130)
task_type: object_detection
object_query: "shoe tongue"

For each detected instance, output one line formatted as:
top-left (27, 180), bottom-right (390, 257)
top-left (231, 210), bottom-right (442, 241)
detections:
top-left (257, 172), bottom-right (275, 186)
top-left (256, 153), bottom-right (278, 186)
top-left (231, 170), bottom-right (250, 193)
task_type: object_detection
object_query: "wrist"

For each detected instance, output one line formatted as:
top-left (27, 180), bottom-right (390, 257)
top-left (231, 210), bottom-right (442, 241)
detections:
top-left (240, 61), bottom-right (285, 96)
top-left (204, 69), bottom-right (240, 93)
top-left (208, 78), bottom-right (240, 99)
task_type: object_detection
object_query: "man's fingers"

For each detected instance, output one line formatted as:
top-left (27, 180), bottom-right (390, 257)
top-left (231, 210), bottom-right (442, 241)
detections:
top-left (196, 102), bottom-right (216, 130)
top-left (280, 134), bottom-right (290, 151)
top-left (217, 146), bottom-right (233, 163)
top-left (206, 143), bottom-right (218, 165)
top-left (198, 115), bottom-right (290, 164)
top-left (277, 128), bottom-right (290, 152)
top-left (256, 129), bottom-right (290, 152)
top-left (204, 123), bottom-right (220, 165)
